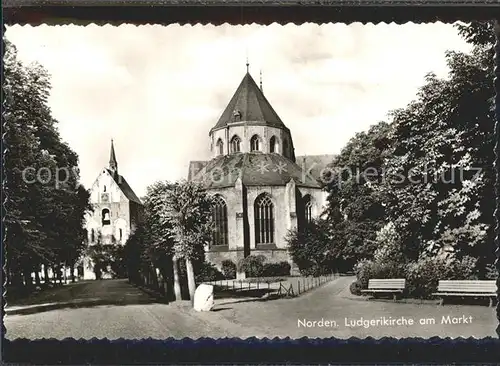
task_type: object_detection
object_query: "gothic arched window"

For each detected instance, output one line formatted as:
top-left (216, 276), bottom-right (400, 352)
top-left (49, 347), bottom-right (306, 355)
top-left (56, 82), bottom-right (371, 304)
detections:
top-left (212, 195), bottom-right (228, 246)
top-left (270, 136), bottom-right (278, 153)
top-left (254, 193), bottom-right (274, 245)
top-left (303, 195), bottom-right (313, 224)
top-left (91, 228), bottom-right (95, 242)
top-left (102, 208), bottom-right (111, 226)
top-left (216, 138), bottom-right (224, 155)
top-left (230, 135), bottom-right (241, 153)
top-left (250, 135), bottom-right (261, 151)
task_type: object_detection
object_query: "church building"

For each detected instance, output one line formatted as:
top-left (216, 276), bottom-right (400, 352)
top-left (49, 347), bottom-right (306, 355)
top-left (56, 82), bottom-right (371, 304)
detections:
top-left (82, 140), bottom-right (143, 279)
top-left (188, 69), bottom-right (334, 273)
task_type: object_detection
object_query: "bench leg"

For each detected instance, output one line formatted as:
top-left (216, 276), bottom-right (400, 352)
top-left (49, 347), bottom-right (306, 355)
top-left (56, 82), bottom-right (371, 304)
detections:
top-left (489, 297), bottom-right (494, 308)
top-left (439, 297), bottom-right (444, 306)
top-left (393, 293), bottom-right (397, 302)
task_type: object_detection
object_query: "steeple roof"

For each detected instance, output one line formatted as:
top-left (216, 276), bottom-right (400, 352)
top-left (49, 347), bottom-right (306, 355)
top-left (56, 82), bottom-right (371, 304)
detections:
top-left (109, 139), bottom-right (118, 172)
top-left (211, 72), bottom-right (287, 132)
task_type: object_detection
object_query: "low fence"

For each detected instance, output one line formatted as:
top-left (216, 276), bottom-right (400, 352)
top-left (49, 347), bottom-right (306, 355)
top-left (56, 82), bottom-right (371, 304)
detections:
top-left (204, 272), bottom-right (339, 298)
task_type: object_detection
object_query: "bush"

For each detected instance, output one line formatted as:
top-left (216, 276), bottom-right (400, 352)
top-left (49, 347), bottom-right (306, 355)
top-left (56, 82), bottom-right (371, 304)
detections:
top-left (453, 255), bottom-right (478, 280)
top-left (405, 257), bottom-right (453, 299)
top-left (406, 256), bottom-right (479, 299)
top-left (195, 262), bottom-right (225, 283)
top-left (286, 219), bottom-right (333, 276)
top-left (349, 281), bottom-right (363, 296)
top-left (221, 260), bottom-right (237, 279)
top-left (354, 259), bottom-right (405, 290)
top-left (262, 261), bottom-right (291, 277)
top-left (238, 255), bottom-right (266, 277)
top-left (373, 222), bottom-right (404, 264)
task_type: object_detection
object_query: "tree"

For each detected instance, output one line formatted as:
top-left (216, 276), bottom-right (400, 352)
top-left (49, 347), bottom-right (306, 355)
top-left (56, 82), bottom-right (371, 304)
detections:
top-left (162, 181), bottom-right (213, 302)
top-left (286, 219), bottom-right (337, 276)
top-left (142, 181), bottom-right (177, 299)
top-left (4, 39), bottom-right (91, 289)
top-left (322, 121), bottom-right (392, 265)
top-left (384, 43), bottom-right (494, 267)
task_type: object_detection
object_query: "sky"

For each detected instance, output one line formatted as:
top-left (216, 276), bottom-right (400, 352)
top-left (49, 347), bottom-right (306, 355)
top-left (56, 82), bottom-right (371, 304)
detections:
top-left (6, 23), bottom-right (472, 197)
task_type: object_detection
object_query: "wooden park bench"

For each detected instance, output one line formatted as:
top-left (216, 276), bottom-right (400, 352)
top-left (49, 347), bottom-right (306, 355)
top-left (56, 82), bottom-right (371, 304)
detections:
top-left (432, 280), bottom-right (497, 307)
top-left (361, 279), bottom-right (406, 301)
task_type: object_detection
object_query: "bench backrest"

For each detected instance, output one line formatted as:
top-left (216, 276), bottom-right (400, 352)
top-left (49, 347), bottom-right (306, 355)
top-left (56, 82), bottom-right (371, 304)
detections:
top-left (368, 278), bottom-right (406, 290)
top-left (437, 280), bottom-right (497, 293)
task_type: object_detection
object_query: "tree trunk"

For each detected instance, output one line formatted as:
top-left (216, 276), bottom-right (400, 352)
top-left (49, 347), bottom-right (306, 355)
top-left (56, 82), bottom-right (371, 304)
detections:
top-left (34, 270), bottom-right (41, 286)
top-left (185, 258), bottom-right (196, 304)
top-left (43, 265), bottom-right (50, 284)
top-left (172, 256), bottom-right (182, 301)
top-left (23, 269), bottom-right (32, 288)
top-left (71, 264), bottom-right (76, 283)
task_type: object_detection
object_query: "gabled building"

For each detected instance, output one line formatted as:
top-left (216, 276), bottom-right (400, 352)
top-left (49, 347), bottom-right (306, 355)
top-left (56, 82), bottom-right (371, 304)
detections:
top-left (188, 70), bottom-right (335, 273)
top-left (82, 140), bottom-right (143, 279)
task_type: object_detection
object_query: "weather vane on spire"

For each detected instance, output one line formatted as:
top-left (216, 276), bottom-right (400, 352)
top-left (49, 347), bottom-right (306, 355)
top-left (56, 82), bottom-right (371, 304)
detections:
top-left (245, 48), bottom-right (249, 73)
top-left (260, 70), bottom-right (263, 92)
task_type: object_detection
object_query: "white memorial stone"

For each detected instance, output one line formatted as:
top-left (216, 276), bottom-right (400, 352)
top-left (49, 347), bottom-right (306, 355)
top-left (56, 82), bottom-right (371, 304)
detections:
top-left (193, 284), bottom-right (214, 312)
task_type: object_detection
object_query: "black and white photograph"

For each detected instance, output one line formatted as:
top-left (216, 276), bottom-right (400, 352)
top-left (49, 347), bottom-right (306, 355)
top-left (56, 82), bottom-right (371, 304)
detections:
top-left (3, 21), bottom-right (498, 340)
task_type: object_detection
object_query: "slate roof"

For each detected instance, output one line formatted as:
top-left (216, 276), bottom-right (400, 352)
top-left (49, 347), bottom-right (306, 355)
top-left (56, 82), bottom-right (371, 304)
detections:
top-left (188, 153), bottom-right (321, 189)
top-left (211, 72), bottom-right (288, 132)
top-left (106, 169), bottom-right (143, 205)
top-left (187, 161), bottom-right (209, 181)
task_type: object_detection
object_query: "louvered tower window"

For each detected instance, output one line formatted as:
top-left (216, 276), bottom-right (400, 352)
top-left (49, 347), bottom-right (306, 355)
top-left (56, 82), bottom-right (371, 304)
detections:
top-left (216, 138), bottom-right (224, 155)
top-left (254, 194), bottom-right (274, 244)
top-left (250, 135), bottom-right (260, 151)
top-left (230, 135), bottom-right (241, 153)
top-left (270, 136), bottom-right (277, 153)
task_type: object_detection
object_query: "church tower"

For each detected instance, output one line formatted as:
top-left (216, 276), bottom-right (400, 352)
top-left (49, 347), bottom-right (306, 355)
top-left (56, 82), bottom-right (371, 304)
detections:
top-left (188, 68), bottom-right (333, 275)
top-left (81, 140), bottom-right (143, 280)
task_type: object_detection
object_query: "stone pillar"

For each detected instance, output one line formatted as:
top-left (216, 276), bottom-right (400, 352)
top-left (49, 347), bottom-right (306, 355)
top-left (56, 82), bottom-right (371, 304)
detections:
top-left (234, 176), bottom-right (246, 279)
top-left (285, 178), bottom-right (298, 232)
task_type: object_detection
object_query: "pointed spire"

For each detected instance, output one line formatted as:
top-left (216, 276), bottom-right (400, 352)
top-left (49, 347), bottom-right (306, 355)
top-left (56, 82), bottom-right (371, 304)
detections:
top-left (109, 139), bottom-right (118, 175)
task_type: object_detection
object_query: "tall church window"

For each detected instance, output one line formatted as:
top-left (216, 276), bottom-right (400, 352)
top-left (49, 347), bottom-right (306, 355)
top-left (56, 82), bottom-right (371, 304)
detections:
top-left (254, 193), bottom-right (274, 245)
top-left (103, 185), bottom-right (107, 192)
top-left (270, 136), bottom-right (278, 153)
top-left (303, 195), bottom-right (313, 224)
top-left (102, 208), bottom-right (111, 226)
top-left (91, 228), bottom-right (95, 242)
top-left (119, 228), bottom-right (123, 242)
top-left (211, 195), bottom-right (228, 246)
top-left (230, 135), bottom-right (241, 153)
top-left (216, 138), bottom-right (224, 155)
top-left (250, 135), bottom-right (261, 151)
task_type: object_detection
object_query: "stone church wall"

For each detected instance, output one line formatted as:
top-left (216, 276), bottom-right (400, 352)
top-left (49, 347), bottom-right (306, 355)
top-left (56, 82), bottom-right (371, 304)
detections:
top-left (211, 125), bottom-right (292, 157)
top-left (206, 186), bottom-right (244, 250)
top-left (246, 185), bottom-right (289, 249)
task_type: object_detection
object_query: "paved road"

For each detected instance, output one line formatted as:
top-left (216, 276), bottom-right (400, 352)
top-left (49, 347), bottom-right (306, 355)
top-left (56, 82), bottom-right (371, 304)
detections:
top-left (5, 277), bottom-right (497, 339)
top-left (5, 279), bottom-right (264, 340)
